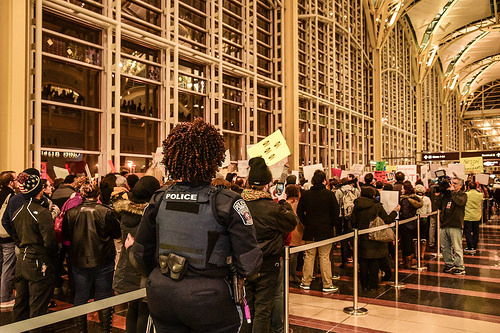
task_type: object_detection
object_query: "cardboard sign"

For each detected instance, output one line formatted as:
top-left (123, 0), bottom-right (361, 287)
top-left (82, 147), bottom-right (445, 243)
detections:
top-left (237, 160), bottom-right (249, 178)
top-left (396, 165), bottom-right (417, 185)
top-left (331, 168), bottom-right (342, 178)
top-left (303, 164), bottom-right (323, 183)
top-left (247, 130), bottom-right (291, 166)
top-left (108, 160), bottom-right (116, 173)
top-left (375, 161), bottom-right (386, 171)
top-left (85, 164), bottom-right (93, 184)
top-left (374, 170), bottom-right (387, 182)
top-left (421, 164), bottom-right (430, 188)
top-left (386, 165), bottom-right (397, 172)
top-left (460, 156), bottom-right (484, 173)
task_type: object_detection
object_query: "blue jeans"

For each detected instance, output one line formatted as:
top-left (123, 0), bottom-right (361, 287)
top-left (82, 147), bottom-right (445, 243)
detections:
top-left (72, 262), bottom-right (114, 306)
top-left (0, 241), bottom-right (16, 302)
top-left (440, 227), bottom-right (464, 269)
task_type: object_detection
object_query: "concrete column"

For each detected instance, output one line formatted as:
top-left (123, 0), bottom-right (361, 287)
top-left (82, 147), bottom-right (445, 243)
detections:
top-left (415, 82), bottom-right (423, 160)
top-left (372, 48), bottom-right (382, 161)
top-left (283, 0), bottom-right (300, 170)
top-left (0, 0), bottom-right (28, 171)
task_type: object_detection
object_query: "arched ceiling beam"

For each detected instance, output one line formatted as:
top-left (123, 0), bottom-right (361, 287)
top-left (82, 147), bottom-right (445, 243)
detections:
top-left (461, 61), bottom-right (496, 95)
top-left (419, 0), bottom-right (460, 52)
top-left (445, 31), bottom-right (489, 74)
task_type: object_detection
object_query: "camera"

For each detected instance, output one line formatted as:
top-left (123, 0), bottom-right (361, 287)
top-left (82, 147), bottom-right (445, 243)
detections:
top-left (435, 170), bottom-right (450, 192)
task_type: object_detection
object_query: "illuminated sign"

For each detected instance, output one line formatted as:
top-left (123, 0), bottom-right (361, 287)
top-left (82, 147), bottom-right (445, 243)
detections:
top-left (461, 151), bottom-right (500, 160)
top-left (41, 151), bottom-right (82, 160)
top-left (421, 152), bottom-right (459, 161)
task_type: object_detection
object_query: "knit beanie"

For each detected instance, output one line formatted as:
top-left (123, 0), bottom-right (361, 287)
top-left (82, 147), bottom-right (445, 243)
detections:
top-left (248, 157), bottom-right (272, 186)
top-left (18, 173), bottom-right (43, 199)
top-left (414, 184), bottom-right (426, 194)
top-left (131, 176), bottom-right (161, 203)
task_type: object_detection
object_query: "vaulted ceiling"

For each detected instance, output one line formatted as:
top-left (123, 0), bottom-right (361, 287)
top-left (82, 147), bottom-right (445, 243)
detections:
top-left (366, 0), bottom-right (500, 148)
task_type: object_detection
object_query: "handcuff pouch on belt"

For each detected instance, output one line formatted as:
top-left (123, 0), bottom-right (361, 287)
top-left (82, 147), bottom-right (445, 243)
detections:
top-left (159, 253), bottom-right (188, 281)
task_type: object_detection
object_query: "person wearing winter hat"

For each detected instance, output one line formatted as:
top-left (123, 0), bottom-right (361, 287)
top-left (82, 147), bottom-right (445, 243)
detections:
top-left (241, 157), bottom-right (297, 333)
top-left (113, 176), bottom-right (160, 333)
top-left (11, 173), bottom-right (58, 327)
top-left (132, 118), bottom-right (262, 333)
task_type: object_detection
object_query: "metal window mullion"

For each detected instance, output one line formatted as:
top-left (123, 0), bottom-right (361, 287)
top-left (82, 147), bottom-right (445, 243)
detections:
top-left (43, 0), bottom-right (114, 28)
top-left (114, 0), bottom-right (122, 172)
top-left (172, 0), bottom-right (179, 125)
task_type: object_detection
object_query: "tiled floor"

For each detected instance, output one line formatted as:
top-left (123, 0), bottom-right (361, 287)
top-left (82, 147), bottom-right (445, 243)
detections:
top-left (1, 216), bottom-right (499, 332)
top-left (288, 215), bottom-right (500, 333)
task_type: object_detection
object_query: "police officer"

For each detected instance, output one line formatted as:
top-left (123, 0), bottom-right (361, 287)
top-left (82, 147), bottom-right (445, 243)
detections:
top-left (132, 118), bottom-right (263, 333)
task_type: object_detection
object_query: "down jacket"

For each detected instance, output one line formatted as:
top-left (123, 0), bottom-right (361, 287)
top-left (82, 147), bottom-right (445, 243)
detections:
top-left (399, 194), bottom-right (423, 229)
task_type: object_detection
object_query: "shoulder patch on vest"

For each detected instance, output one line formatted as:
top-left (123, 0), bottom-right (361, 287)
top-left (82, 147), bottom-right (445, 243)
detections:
top-left (233, 199), bottom-right (253, 225)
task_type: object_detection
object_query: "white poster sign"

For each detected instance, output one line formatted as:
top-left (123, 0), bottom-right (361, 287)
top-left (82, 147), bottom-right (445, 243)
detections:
top-left (447, 163), bottom-right (466, 180)
top-left (237, 160), bottom-right (249, 178)
top-left (396, 165), bottom-right (417, 185)
top-left (303, 164), bottom-right (324, 183)
top-left (53, 166), bottom-right (69, 179)
top-left (350, 164), bottom-right (364, 175)
top-left (268, 158), bottom-right (288, 180)
top-left (380, 190), bottom-right (400, 215)
top-left (340, 170), bottom-right (350, 179)
top-left (476, 173), bottom-right (490, 185)
top-left (291, 170), bottom-right (300, 179)
top-left (221, 149), bottom-right (231, 168)
top-left (421, 164), bottom-right (430, 188)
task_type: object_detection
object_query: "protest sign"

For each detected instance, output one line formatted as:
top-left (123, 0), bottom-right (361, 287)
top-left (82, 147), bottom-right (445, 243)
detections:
top-left (421, 164), bottom-right (430, 188)
top-left (375, 161), bottom-right (386, 171)
top-left (237, 160), bottom-right (249, 177)
top-left (350, 164), bottom-right (364, 175)
top-left (331, 168), bottom-right (342, 178)
top-left (396, 165), bottom-right (417, 185)
top-left (374, 170), bottom-right (387, 182)
top-left (303, 164), bottom-right (323, 183)
top-left (247, 130), bottom-right (291, 166)
top-left (222, 149), bottom-right (231, 168)
top-left (460, 156), bottom-right (484, 173)
top-left (447, 163), bottom-right (466, 180)
top-left (476, 173), bottom-right (490, 185)
top-left (380, 190), bottom-right (399, 215)
top-left (53, 166), bottom-right (70, 179)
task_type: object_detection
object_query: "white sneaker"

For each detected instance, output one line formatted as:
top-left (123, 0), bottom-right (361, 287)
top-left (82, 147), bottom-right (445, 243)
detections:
top-left (322, 285), bottom-right (338, 292)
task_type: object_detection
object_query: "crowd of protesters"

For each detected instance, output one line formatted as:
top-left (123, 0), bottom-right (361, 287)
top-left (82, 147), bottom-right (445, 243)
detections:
top-left (0, 155), bottom-right (499, 332)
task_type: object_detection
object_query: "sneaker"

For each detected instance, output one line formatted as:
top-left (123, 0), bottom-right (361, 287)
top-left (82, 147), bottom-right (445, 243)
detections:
top-left (464, 248), bottom-right (474, 255)
top-left (299, 283), bottom-right (310, 290)
top-left (322, 285), bottom-right (339, 293)
top-left (0, 299), bottom-right (15, 308)
top-left (332, 274), bottom-right (340, 280)
top-left (443, 265), bottom-right (455, 273)
top-left (347, 257), bottom-right (353, 263)
top-left (452, 268), bottom-right (466, 275)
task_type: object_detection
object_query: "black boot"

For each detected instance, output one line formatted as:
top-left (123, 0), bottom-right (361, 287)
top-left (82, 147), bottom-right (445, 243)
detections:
top-left (98, 307), bottom-right (113, 333)
top-left (75, 315), bottom-right (88, 333)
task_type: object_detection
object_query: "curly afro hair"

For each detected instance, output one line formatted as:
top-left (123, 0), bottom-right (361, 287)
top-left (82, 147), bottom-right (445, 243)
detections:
top-left (163, 118), bottom-right (225, 182)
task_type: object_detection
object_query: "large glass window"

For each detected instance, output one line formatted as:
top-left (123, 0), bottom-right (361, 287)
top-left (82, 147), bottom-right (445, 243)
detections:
top-left (41, 105), bottom-right (100, 151)
top-left (120, 77), bottom-right (160, 118)
top-left (120, 117), bottom-right (159, 155)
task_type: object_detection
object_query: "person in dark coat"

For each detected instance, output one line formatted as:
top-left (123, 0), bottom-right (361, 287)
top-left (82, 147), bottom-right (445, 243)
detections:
top-left (297, 170), bottom-right (340, 292)
top-left (351, 187), bottom-right (399, 290)
top-left (398, 183), bottom-right (423, 268)
top-left (113, 176), bottom-right (160, 333)
top-left (240, 157), bottom-right (297, 333)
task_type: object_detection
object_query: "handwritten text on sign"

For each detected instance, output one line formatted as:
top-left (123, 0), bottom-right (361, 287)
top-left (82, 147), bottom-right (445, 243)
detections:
top-left (460, 157), bottom-right (484, 173)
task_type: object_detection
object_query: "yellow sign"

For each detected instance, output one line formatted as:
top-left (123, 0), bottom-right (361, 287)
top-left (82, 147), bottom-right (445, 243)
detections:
top-left (247, 130), bottom-right (291, 166)
top-left (460, 156), bottom-right (484, 173)
top-left (385, 165), bottom-right (397, 172)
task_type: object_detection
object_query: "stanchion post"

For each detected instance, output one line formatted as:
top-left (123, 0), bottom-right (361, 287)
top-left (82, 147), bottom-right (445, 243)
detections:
top-left (343, 229), bottom-right (368, 316)
top-left (416, 215), bottom-right (427, 271)
top-left (284, 246), bottom-right (290, 333)
top-left (435, 210), bottom-right (442, 258)
top-left (388, 219), bottom-right (406, 289)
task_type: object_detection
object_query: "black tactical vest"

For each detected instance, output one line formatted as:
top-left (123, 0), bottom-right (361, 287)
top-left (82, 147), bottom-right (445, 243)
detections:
top-left (156, 184), bottom-right (231, 270)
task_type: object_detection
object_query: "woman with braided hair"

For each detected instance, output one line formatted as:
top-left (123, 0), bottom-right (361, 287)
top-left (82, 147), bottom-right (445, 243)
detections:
top-left (132, 118), bottom-right (262, 333)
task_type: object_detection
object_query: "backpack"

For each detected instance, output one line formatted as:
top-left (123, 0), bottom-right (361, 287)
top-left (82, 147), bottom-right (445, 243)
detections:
top-left (0, 193), bottom-right (12, 238)
top-left (341, 188), bottom-right (357, 218)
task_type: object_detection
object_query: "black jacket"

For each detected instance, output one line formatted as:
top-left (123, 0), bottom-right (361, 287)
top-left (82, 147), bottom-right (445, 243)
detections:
top-left (51, 184), bottom-right (76, 209)
top-left (399, 194), bottom-right (423, 229)
top-left (63, 200), bottom-right (121, 268)
top-left (297, 184), bottom-right (339, 241)
top-left (112, 198), bottom-right (147, 294)
top-left (11, 197), bottom-right (58, 258)
top-left (351, 196), bottom-right (398, 259)
top-left (436, 190), bottom-right (467, 229)
top-left (243, 192), bottom-right (297, 260)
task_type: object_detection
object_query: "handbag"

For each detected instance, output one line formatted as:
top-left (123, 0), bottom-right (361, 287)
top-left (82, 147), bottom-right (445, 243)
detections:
top-left (368, 215), bottom-right (395, 242)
